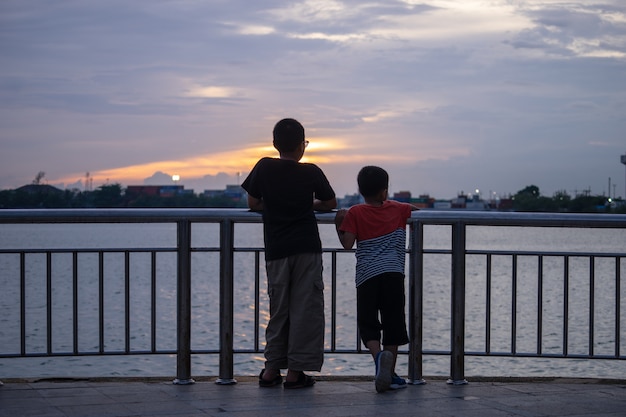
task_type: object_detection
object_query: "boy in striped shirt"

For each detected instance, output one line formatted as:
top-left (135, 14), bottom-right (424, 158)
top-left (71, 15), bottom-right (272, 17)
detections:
top-left (334, 166), bottom-right (419, 392)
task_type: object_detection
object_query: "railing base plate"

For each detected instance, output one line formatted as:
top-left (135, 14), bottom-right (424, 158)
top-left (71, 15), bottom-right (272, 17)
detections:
top-left (446, 378), bottom-right (469, 385)
top-left (173, 378), bottom-right (195, 385)
top-left (215, 378), bottom-right (237, 385)
top-left (408, 378), bottom-right (426, 385)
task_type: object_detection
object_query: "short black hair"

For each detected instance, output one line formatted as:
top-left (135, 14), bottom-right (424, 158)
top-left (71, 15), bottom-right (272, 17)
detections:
top-left (273, 118), bottom-right (305, 152)
top-left (357, 166), bottom-right (389, 198)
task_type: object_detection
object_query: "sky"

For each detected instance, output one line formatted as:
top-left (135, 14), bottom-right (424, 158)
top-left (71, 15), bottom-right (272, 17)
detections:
top-left (1, 0), bottom-right (625, 200)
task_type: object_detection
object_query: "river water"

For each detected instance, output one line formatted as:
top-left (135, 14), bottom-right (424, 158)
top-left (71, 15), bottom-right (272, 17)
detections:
top-left (0, 221), bottom-right (624, 380)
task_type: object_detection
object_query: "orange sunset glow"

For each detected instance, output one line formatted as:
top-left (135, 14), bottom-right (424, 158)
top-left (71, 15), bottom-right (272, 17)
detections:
top-left (55, 138), bottom-right (362, 187)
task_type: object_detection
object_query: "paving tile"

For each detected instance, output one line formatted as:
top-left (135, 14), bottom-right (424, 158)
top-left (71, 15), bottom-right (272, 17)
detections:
top-left (55, 403), bottom-right (138, 417)
top-left (0, 387), bottom-right (45, 401)
top-left (35, 386), bottom-right (99, 398)
top-left (0, 406), bottom-right (66, 417)
top-left (46, 394), bottom-right (119, 407)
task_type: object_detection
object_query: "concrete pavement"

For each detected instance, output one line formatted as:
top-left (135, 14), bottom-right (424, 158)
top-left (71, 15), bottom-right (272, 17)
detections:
top-left (1, 376), bottom-right (625, 417)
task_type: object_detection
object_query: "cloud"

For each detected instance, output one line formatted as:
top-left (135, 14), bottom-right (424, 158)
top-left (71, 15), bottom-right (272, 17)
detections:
top-left (1, 1), bottom-right (625, 200)
top-left (507, 3), bottom-right (626, 58)
top-left (127, 171), bottom-right (241, 193)
top-left (183, 85), bottom-right (241, 99)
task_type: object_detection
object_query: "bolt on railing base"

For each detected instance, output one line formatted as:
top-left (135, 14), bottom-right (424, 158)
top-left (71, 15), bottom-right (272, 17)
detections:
top-left (215, 378), bottom-right (237, 385)
top-left (446, 378), bottom-right (469, 385)
top-left (172, 378), bottom-right (195, 385)
top-left (408, 378), bottom-right (426, 385)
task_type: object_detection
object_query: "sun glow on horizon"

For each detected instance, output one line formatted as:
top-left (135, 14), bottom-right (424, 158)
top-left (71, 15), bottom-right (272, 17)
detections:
top-left (52, 133), bottom-right (468, 189)
top-left (55, 138), bottom-right (355, 187)
top-left (52, 134), bottom-right (461, 189)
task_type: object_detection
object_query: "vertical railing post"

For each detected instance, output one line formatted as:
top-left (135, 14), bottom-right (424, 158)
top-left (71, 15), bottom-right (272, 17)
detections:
top-left (448, 221), bottom-right (468, 385)
top-left (408, 219), bottom-right (426, 384)
top-left (216, 218), bottom-right (237, 384)
top-left (174, 219), bottom-right (194, 384)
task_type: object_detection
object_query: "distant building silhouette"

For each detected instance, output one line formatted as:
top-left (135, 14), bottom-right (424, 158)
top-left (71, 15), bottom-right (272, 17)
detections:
top-left (126, 185), bottom-right (186, 198)
top-left (203, 185), bottom-right (246, 202)
top-left (16, 184), bottom-right (63, 195)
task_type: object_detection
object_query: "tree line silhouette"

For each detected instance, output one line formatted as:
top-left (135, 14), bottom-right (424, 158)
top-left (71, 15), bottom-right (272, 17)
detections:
top-left (1, 182), bottom-right (623, 213)
top-left (0, 183), bottom-right (247, 209)
top-left (510, 185), bottom-right (623, 213)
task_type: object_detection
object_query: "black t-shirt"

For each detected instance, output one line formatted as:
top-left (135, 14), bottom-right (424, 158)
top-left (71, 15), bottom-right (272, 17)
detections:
top-left (241, 157), bottom-right (336, 260)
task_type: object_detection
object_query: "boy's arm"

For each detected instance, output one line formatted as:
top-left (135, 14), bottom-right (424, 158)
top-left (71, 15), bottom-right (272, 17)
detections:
top-left (337, 230), bottom-right (356, 250)
top-left (313, 197), bottom-right (337, 211)
top-left (247, 195), bottom-right (264, 211)
top-left (334, 209), bottom-right (356, 249)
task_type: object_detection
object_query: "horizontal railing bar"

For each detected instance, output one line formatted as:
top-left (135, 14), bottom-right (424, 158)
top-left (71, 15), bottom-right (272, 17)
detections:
top-left (191, 349), bottom-right (382, 354)
top-left (10, 349), bottom-right (621, 360)
top-left (2, 350), bottom-right (180, 358)
top-left (230, 247), bottom-right (353, 250)
top-left (0, 208), bottom-right (259, 223)
top-left (411, 210), bottom-right (626, 228)
top-left (2, 209), bottom-right (626, 228)
top-left (466, 250), bottom-right (626, 257)
top-left (464, 351), bottom-right (626, 359)
top-left (411, 249), bottom-right (625, 257)
top-left (0, 248), bottom-right (178, 254)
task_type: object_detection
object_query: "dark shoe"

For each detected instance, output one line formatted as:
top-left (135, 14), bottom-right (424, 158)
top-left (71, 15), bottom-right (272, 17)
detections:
top-left (374, 351), bottom-right (393, 393)
top-left (283, 372), bottom-right (315, 389)
top-left (390, 373), bottom-right (407, 390)
top-left (259, 369), bottom-right (283, 387)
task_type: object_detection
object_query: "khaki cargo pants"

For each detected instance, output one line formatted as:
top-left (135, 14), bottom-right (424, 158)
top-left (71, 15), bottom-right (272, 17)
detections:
top-left (264, 252), bottom-right (325, 372)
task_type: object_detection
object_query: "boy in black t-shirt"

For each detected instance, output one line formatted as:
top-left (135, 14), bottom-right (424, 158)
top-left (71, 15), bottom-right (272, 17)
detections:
top-left (242, 118), bottom-right (336, 389)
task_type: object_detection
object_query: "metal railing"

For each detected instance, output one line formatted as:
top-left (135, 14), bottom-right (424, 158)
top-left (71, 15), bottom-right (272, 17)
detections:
top-left (1, 209), bottom-right (625, 385)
